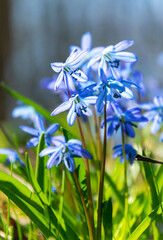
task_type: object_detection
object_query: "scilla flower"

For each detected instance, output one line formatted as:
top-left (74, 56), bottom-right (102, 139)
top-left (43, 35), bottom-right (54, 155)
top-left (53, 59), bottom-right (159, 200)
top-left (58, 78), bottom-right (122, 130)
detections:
top-left (139, 96), bottom-right (163, 134)
top-left (101, 102), bottom-right (147, 138)
top-left (20, 114), bottom-right (59, 147)
top-left (39, 136), bottom-right (92, 172)
top-left (0, 148), bottom-right (25, 167)
top-left (112, 144), bottom-right (137, 165)
top-left (95, 70), bottom-right (135, 114)
top-left (51, 94), bottom-right (97, 126)
top-left (51, 48), bottom-right (88, 92)
top-left (88, 40), bottom-right (138, 79)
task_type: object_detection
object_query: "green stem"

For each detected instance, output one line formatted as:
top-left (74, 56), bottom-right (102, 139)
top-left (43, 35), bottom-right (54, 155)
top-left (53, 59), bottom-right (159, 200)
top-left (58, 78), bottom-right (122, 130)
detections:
top-left (121, 127), bottom-right (128, 239)
top-left (59, 168), bottom-right (65, 217)
top-left (73, 171), bottom-right (94, 240)
top-left (49, 168), bottom-right (52, 204)
top-left (97, 101), bottom-right (107, 240)
top-left (76, 117), bottom-right (95, 238)
top-left (5, 159), bottom-right (13, 240)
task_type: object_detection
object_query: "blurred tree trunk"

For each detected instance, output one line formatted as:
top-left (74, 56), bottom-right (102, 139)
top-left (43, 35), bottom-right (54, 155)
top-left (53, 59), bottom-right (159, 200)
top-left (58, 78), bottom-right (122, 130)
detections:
top-left (0, 0), bottom-right (11, 120)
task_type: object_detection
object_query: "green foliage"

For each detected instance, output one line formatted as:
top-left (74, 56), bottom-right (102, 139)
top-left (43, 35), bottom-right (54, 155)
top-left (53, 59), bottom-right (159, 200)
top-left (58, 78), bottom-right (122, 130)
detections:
top-left (102, 198), bottom-right (112, 240)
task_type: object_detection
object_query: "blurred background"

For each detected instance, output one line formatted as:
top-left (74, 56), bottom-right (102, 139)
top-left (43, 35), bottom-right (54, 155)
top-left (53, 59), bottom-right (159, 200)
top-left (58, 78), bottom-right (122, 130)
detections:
top-left (1, 0), bottom-right (163, 121)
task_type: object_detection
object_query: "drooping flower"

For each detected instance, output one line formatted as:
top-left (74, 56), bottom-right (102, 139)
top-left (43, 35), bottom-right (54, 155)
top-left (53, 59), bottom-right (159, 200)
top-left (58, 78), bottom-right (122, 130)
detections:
top-left (139, 96), bottom-right (163, 134)
top-left (20, 114), bottom-right (59, 147)
top-left (112, 144), bottom-right (137, 165)
top-left (101, 102), bottom-right (147, 138)
top-left (39, 136), bottom-right (92, 172)
top-left (51, 48), bottom-right (88, 92)
top-left (0, 148), bottom-right (25, 167)
top-left (95, 70), bottom-right (136, 114)
top-left (88, 40), bottom-right (138, 79)
top-left (51, 93), bottom-right (97, 126)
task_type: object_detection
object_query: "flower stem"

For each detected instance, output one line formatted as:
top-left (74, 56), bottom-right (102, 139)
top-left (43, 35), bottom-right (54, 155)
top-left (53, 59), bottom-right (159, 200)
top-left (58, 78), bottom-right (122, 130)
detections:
top-left (73, 171), bottom-right (94, 240)
top-left (59, 168), bottom-right (65, 217)
top-left (6, 159), bottom-right (13, 240)
top-left (97, 101), bottom-right (107, 240)
top-left (121, 127), bottom-right (128, 239)
top-left (76, 117), bottom-right (95, 238)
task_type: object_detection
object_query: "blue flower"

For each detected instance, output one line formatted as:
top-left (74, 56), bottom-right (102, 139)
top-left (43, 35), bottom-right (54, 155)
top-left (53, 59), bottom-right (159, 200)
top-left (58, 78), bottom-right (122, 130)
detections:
top-left (51, 94), bottom-right (97, 126)
top-left (119, 62), bottom-right (145, 97)
top-left (101, 102), bottom-right (147, 138)
top-left (0, 148), bottom-right (25, 167)
top-left (20, 114), bottom-right (59, 147)
top-left (51, 48), bottom-right (88, 92)
top-left (139, 96), bottom-right (163, 134)
top-left (112, 144), bottom-right (137, 165)
top-left (88, 40), bottom-right (138, 79)
top-left (12, 103), bottom-right (37, 122)
top-left (70, 32), bottom-right (92, 53)
top-left (95, 70), bottom-right (136, 114)
top-left (39, 136), bottom-right (92, 172)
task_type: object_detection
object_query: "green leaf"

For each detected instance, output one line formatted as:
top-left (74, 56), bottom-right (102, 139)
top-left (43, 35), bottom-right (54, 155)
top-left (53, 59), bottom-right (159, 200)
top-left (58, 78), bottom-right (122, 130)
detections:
top-left (102, 198), bottom-right (112, 240)
top-left (25, 152), bottom-right (49, 206)
top-left (127, 202), bottom-right (163, 240)
top-left (35, 132), bottom-right (48, 194)
top-left (0, 171), bottom-right (44, 213)
top-left (0, 186), bottom-right (57, 239)
top-left (143, 162), bottom-right (160, 209)
top-left (105, 172), bottom-right (124, 210)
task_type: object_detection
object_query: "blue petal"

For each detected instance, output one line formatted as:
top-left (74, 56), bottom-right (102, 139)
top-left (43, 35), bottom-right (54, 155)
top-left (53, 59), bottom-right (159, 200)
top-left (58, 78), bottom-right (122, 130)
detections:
top-left (47, 150), bottom-right (61, 169)
top-left (151, 114), bottom-right (162, 134)
top-left (35, 115), bottom-right (45, 132)
top-left (26, 137), bottom-right (39, 147)
top-left (81, 32), bottom-right (92, 50)
top-left (124, 123), bottom-right (135, 138)
top-left (112, 144), bottom-right (122, 150)
top-left (69, 144), bottom-right (93, 159)
top-left (87, 55), bottom-right (101, 69)
top-left (67, 139), bottom-right (82, 146)
top-left (107, 120), bottom-right (120, 138)
top-left (99, 57), bottom-right (107, 77)
top-left (111, 52), bottom-right (138, 63)
top-left (96, 89), bottom-right (106, 113)
top-left (54, 71), bottom-right (64, 90)
top-left (112, 148), bottom-right (123, 159)
top-left (121, 87), bottom-right (133, 99)
top-left (51, 100), bottom-right (72, 116)
top-left (40, 147), bottom-right (57, 157)
top-left (46, 123), bottom-right (59, 135)
top-left (125, 107), bottom-right (142, 116)
top-left (138, 102), bottom-right (155, 110)
top-left (69, 45), bottom-right (80, 53)
top-left (51, 135), bottom-right (65, 146)
top-left (109, 66), bottom-right (121, 80)
top-left (84, 96), bottom-right (97, 105)
top-left (0, 148), bottom-right (16, 156)
top-left (20, 126), bottom-right (39, 136)
top-left (51, 62), bottom-right (63, 73)
top-left (64, 72), bottom-right (76, 92)
top-left (153, 96), bottom-right (163, 107)
top-left (114, 40), bottom-right (134, 52)
top-left (64, 155), bottom-right (75, 172)
top-left (109, 80), bottom-right (125, 91)
top-left (68, 50), bottom-right (87, 68)
top-left (67, 103), bottom-right (76, 126)
top-left (71, 70), bottom-right (88, 82)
